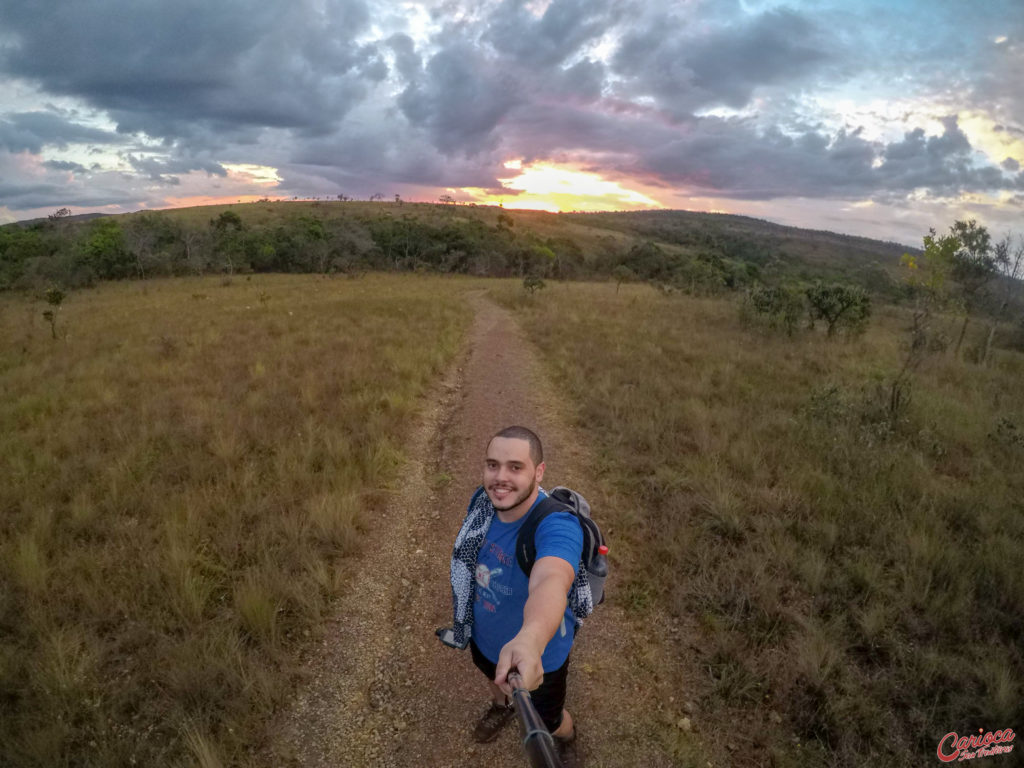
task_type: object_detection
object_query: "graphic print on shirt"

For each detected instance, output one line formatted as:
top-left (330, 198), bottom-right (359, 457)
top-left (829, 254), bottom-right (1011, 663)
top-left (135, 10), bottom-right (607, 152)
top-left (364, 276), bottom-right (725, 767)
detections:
top-left (475, 562), bottom-right (502, 613)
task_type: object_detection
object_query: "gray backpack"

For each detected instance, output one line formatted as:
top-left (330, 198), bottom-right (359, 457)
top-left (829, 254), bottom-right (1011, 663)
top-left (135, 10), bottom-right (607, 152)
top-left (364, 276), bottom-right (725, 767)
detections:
top-left (514, 487), bottom-right (608, 616)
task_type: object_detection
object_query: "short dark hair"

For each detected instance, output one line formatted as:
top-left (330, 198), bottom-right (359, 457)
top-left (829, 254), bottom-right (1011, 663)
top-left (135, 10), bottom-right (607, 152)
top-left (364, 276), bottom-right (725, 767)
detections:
top-left (490, 426), bottom-right (543, 465)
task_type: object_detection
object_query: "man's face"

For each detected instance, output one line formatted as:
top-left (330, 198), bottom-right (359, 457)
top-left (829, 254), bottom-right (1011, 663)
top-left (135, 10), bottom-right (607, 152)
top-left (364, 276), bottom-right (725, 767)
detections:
top-left (483, 437), bottom-right (544, 512)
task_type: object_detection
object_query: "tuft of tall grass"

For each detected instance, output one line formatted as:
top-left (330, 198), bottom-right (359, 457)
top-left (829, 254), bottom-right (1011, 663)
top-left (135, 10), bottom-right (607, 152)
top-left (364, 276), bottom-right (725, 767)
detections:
top-left (234, 569), bottom-right (282, 648)
top-left (496, 280), bottom-right (1024, 767)
top-left (0, 274), bottom-right (472, 766)
top-left (183, 723), bottom-right (226, 768)
top-left (11, 533), bottom-right (48, 595)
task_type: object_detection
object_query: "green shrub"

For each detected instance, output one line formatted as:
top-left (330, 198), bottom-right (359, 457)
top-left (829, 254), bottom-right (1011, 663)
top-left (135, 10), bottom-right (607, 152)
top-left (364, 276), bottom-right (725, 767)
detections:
top-left (747, 284), bottom-right (804, 335)
top-left (805, 282), bottom-right (871, 337)
top-left (523, 274), bottom-right (546, 294)
top-left (78, 218), bottom-right (133, 280)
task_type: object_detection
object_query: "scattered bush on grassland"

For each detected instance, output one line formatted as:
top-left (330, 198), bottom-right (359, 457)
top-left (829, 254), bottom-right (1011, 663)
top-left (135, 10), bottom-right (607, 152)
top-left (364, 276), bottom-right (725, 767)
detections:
top-left (744, 282), bottom-right (872, 339)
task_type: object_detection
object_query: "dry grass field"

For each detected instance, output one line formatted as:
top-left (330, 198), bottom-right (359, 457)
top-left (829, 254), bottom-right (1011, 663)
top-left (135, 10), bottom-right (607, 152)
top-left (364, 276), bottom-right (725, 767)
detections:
top-left (497, 281), bottom-right (1024, 767)
top-left (3, 270), bottom-right (1021, 767)
top-left (0, 274), bottom-right (471, 767)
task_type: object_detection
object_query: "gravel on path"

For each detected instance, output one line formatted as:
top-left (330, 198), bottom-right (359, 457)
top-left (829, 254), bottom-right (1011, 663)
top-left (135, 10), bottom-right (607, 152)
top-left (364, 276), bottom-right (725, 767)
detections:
top-left (266, 292), bottom-right (699, 768)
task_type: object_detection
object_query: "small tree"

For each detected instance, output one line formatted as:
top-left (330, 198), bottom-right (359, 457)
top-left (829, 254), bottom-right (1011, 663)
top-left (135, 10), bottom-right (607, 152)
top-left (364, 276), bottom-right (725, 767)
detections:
top-left (177, 225), bottom-right (210, 275)
top-left (805, 283), bottom-right (871, 337)
top-left (748, 284), bottom-right (804, 336)
top-left (42, 287), bottom-right (65, 340)
top-left (79, 218), bottom-right (132, 279)
top-left (949, 219), bottom-right (998, 359)
top-left (124, 213), bottom-right (178, 278)
top-left (529, 245), bottom-right (556, 278)
top-left (301, 216), bottom-right (329, 273)
top-left (889, 229), bottom-right (958, 422)
top-left (523, 275), bottom-right (546, 295)
top-left (210, 211), bottom-right (245, 275)
top-left (984, 232), bottom-right (1024, 363)
top-left (612, 264), bottom-right (635, 294)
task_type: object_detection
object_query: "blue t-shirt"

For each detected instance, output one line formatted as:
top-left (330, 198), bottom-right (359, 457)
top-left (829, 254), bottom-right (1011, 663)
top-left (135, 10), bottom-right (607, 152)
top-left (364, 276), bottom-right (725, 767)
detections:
top-left (472, 491), bottom-right (583, 670)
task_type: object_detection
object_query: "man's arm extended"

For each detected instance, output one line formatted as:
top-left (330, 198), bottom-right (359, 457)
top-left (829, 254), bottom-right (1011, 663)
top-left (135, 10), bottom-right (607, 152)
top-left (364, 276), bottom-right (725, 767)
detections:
top-left (494, 555), bottom-right (576, 694)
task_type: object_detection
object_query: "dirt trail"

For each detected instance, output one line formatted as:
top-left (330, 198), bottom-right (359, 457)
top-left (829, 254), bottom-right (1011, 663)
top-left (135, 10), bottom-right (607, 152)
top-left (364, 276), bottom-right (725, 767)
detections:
top-left (268, 293), bottom-right (691, 767)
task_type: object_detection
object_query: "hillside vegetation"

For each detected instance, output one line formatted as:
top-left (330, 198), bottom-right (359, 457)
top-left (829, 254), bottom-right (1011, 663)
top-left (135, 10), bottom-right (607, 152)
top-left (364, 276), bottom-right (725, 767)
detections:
top-left (496, 281), bottom-right (1024, 767)
top-left (0, 274), bottom-right (470, 767)
top-left (2, 201), bottom-right (912, 299)
top-left (8, 202), bottom-right (1022, 352)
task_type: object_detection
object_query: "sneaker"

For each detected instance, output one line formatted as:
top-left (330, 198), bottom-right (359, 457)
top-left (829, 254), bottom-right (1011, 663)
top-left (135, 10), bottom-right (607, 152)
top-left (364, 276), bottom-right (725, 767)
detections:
top-left (555, 725), bottom-right (582, 768)
top-left (472, 701), bottom-right (515, 743)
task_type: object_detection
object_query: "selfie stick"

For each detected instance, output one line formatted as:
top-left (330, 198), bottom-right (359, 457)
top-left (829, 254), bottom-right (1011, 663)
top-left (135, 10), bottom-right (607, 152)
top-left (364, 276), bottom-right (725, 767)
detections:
top-left (507, 669), bottom-right (563, 768)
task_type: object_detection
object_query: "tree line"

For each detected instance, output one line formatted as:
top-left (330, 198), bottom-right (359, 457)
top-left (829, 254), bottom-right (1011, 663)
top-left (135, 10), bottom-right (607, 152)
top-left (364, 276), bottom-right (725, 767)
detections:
top-left (2, 204), bottom-right (1021, 354)
top-left (1, 206), bottom-right (592, 288)
top-left (2, 203), bottom-right (775, 293)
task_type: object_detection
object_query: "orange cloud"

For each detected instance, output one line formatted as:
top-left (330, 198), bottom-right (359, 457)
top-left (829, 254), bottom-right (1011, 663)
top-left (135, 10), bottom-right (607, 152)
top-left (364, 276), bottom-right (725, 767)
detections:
top-left (159, 194), bottom-right (286, 209)
top-left (460, 160), bottom-right (666, 212)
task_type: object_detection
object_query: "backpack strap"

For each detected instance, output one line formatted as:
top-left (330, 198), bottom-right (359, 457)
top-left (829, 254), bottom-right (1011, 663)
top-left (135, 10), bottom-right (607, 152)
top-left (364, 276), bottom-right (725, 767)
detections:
top-left (515, 495), bottom-right (573, 577)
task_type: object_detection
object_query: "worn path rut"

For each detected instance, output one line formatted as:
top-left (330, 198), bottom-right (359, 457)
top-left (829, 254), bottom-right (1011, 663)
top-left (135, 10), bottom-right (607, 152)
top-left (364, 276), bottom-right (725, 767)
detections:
top-left (267, 293), bottom-right (691, 767)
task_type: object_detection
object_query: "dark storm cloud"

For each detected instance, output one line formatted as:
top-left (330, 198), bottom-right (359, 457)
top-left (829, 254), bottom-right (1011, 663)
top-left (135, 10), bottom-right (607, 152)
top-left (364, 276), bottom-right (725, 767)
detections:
top-left (483, 0), bottom-right (618, 67)
top-left (627, 115), bottom-right (1017, 200)
top-left (0, 181), bottom-right (55, 203)
top-left (0, 178), bottom-right (138, 210)
top-left (290, 118), bottom-right (506, 191)
top-left (547, 59), bottom-right (606, 105)
top-left (387, 34), bottom-right (423, 83)
top-left (611, 7), bottom-right (833, 114)
top-left (0, 111), bottom-right (119, 153)
top-left (503, 99), bottom-right (672, 161)
top-left (398, 41), bottom-right (522, 155)
top-left (125, 154), bottom-right (228, 183)
top-left (884, 117), bottom-right (971, 161)
top-left (43, 160), bottom-right (91, 173)
top-left (390, 0), bottom-right (621, 158)
top-left (0, 0), bottom-right (378, 142)
top-left (876, 117), bottom-right (978, 193)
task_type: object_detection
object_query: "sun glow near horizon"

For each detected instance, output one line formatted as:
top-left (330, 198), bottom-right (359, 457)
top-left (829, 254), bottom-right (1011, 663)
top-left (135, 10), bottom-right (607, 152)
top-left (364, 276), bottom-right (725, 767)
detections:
top-left (461, 161), bottom-right (665, 212)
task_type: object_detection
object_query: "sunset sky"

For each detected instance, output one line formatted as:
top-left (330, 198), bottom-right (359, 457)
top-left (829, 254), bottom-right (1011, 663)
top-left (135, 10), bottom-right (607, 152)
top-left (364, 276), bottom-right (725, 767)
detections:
top-left (1, 0), bottom-right (1022, 244)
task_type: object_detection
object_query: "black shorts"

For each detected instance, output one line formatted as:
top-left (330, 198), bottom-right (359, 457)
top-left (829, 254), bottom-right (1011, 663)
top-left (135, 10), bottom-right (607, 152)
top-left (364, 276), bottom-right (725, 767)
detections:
top-left (469, 638), bottom-right (570, 732)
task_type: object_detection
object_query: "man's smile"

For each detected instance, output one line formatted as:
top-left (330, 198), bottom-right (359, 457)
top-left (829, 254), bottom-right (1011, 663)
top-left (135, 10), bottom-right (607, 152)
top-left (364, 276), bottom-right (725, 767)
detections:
top-left (489, 485), bottom-right (514, 501)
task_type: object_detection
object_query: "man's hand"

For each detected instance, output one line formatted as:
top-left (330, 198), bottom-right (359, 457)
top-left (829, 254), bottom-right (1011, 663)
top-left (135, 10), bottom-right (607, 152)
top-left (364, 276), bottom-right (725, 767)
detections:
top-left (495, 629), bottom-right (545, 695)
